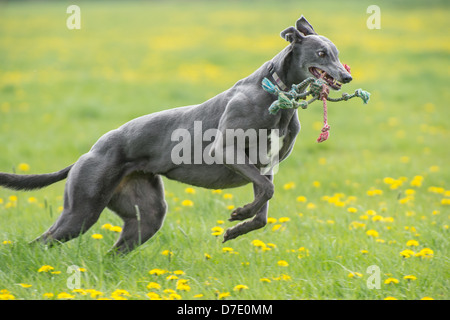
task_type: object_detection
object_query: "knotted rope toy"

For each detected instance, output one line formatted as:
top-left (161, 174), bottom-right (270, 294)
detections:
top-left (261, 64), bottom-right (370, 143)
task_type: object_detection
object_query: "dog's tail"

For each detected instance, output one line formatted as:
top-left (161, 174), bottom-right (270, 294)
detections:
top-left (0, 164), bottom-right (74, 191)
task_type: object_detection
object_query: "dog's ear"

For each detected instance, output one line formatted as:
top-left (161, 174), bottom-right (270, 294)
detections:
top-left (296, 15), bottom-right (317, 36)
top-left (280, 26), bottom-right (304, 43)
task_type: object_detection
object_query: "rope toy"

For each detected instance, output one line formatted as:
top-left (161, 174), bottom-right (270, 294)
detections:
top-left (261, 64), bottom-right (370, 143)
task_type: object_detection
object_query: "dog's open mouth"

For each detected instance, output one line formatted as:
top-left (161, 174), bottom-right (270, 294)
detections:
top-left (309, 67), bottom-right (342, 90)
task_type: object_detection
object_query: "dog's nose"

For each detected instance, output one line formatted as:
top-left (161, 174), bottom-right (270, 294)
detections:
top-left (341, 73), bottom-right (352, 84)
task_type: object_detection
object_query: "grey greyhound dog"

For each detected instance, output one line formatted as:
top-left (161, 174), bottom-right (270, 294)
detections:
top-left (0, 16), bottom-right (352, 254)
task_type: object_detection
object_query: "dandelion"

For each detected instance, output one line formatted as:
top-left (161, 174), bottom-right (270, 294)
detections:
top-left (296, 196), bottom-right (307, 202)
top-left (17, 163), bottom-right (30, 172)
top-left (173, 270), bottom-right (185, 275)
top-left (298, 247), bottom-right (310, 258)
top-left (223, 193), bottom-right (233, 200)
top-left (193, 294), bottom-right (204, 298)
top-left (217, 292), bottom-right (231, 299)
top-left (348, 272), bottom-right (363, 278)
top-left (2, 240), bottom-right (12, 245)
top-left (410, 175), bottom-right (424, 187)
top-left (18, 283), bottom-right (32, 288)
top-left (0, 290), bottom-right (15, 300)
top-left (403, 275), bottom-right (417, 281)
top-left (260, 278), bottom-right (271, 283)
top-left (222, 247), bottom-right (237, 254)
top-left (233, 284), bottom-right (249, 291)
top-left (212, 189), bottom-right (222, 194)
top-left (415, 248), bottom-right (434, 258)
top-left (272, 224), bottom-right (282, 231)
top-left (149, 268), bottom-right (168, 276)
top-left (366, 229), bottom-right (379, 238)
top-left (111, 289), bottom-right (130, 300)
top-left (347, 207), bottom-right (358, 213)
top-left (406, 240), bottom-right (419, 247)
top-left (146, 292), bottom-right (162, 300)
top-left (226, 205), bottom-right (235, 210)
top-left (312, 181), bottom-right (321, 188)
top-left (147, 282), bottom-right (161, 290)
top-left (176, 279), bottom-right (191, 291)
top-left (384, 296), bottom-right (398, 300)
top-left (57, 292), bottom-right (75, 299)
top-left (38, 265), bottom-right (55, 273)
top-left (184, 187), bottom-right (196, 194)
top-left (283, 182), bottom-right (295, 190)
top-left (9, 195), bottom-right (18, 202)
top-left (277, 260), bottom-right (289, 267)
top-left (27, 196), bottom-right (38, 204)
top-left (279, 217), bottom-right (290, 223)
top-left (101, 223), bottom-right (113, 230)
top-left (360, 250), bottom-right (369, 254)
top-left (110, 226), bottom-right (122, 232)
top-left (400, 249), bottom-right (415, 258)
top-left (91, 234), bottom-right (103, 240)
top-left (306, 202), bottom-right (316, 210)
top-left (43, 293), bottom-right (54, 299)
top-left (267, 217), bottom-right (277, 224)
top-left (181, 199), bottom-right (194, 207)
top-left (421, 297), bottom-right (434, 300)
top-left (211, 226), bottom-right (224, 236)
top-left (384, 278), bottom-right (399, 285)
top-left (161, 250), bottom-right (173, 257)
top-left (251, 239), bottom-right (266, 248)
top-left (166, 275), bottom-right (178, 280)
top-left (204, 253), bottom-right (212, 260)
top-left (85, 289), bottom-right (103, 298)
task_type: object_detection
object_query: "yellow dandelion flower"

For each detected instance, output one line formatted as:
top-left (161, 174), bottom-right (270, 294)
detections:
top-left (91, 234), bottom-right (103, 240)
top-left (272, 224), bottom-right (282, 231)
top-left (181, 199), bottom-right (194, 207)
top-left (251, 239), bottom-right (266, 248)
top-left (366, 229), bottom-right (379, 237)
top-left (147, 282), bottom-right (161, 290)
top-left (166, 275), bottom-right (178, 280)
top-left (38, 265), bottom-right (54, 273)
top-left (173, 270), bottom-right (185, 275)
top-left (9, 195), bottom-right (18, 202)
top-left (193, 294), bottom-right (204, 298)
top-left (17, 163), bottom-right (30, 172)
top-left (211, 226), bottom-right (224, 236)
top-left (146, 292), bottom-right (162, 300)
top-left (212, 189), bottom-right (222, 194)
top-left (222, 247), bottom-right (235, 253)
top-left (110, 226), bottom-right (122, 232)
top-left (226, 205), bottom-right (235, 210)
top-left (260, 278), bottom-right (271, 283)
top-left (403, 275), bottom-right (417, 281)
top-left (184, 187), bottom-right (196, 194)
top-left (218, 292), bottom-right (231, 299)
top-left (279, 217), bottom-right (290, 223)
top-left (204, 253), bottom-right (212, 260)
top-left (306, 202), bottom-right (316, 210)
top-left (233, 284), bottom-right (249, 291)
top-left (347, 207), bottom-right (358, 213)
top-left (312, 181), bottom-right (321, 188)
top-left (384, 278), bottom-right (399, 285)
top-left (406, 240), bottom-right (419, 247)
top-left (101, 223), bottom-right (113, 230)
top-left (43, 293), bottom-right (54, 298)
top-left (400, 249), bottom-right (415, 258)
top-left (384, 296), bottom-right (398, 300)
top-left (57, 292), bottom-right (75, 299)
top-left (223, 193), bottom-right (233, 200)
top-left (283, 182), bottom-right (295, 190)
top-left (267, 217), bottom-right (277, 224)
top-left (2, 240), bottom-right (12, 245)
top-left (27, 196), bottom-right (38, 204)
top-left (18, 283), bottom-right (32, 288)
top-left (415, 248), bottom-right (434, 258)
top-left (161, 250), bottom-right (173, 257)
top-left (421, 297), bottom-right (434, 300)
top-left (149, 268), bottom-right (168, 276)
top-left (277, 260), bottom-right (289, 267)
top-left (296, 195), bottom-right (307, 203)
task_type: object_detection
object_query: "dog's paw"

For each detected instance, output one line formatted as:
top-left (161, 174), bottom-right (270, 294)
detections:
top-left (228, 205), bottom-right (254, 221)
top-left (222, 227), bottom-right (238, 243)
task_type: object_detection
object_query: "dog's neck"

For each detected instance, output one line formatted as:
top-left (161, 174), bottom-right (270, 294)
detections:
top-left (267, 44), bottom-right (310, 91)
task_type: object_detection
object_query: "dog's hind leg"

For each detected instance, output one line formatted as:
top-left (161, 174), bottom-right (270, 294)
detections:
top-left (33, 142), bottom-right (127, 247)
top-left (107, 173), bottom-right (167, 255)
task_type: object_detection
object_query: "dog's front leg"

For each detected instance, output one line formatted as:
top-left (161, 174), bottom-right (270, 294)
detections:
top-left (215, 141), bottom-right (274, 241)
top-left (223, 173), bottom-right (273, 243)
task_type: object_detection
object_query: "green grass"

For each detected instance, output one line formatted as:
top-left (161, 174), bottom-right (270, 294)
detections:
top-left (0, 0), bottom-right (449, 300)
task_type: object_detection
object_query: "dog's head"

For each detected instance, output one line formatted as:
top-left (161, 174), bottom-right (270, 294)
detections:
top-left (280, 16), bottom-right (352, 90)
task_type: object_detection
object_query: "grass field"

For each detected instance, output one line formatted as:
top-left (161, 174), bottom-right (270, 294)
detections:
top-left (0, 0), bottom-right (449, 300)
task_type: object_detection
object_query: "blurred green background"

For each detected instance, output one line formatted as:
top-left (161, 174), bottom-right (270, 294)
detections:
top-left (0, 0), bottom-right (449, 300)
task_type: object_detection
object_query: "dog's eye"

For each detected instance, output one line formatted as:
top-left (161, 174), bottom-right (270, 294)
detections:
top-left (318, 51), bottom-right (326, 57)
